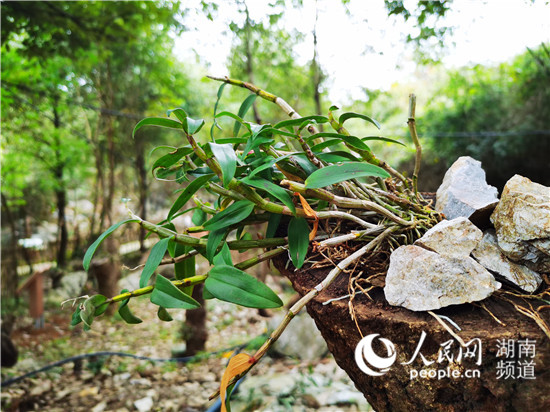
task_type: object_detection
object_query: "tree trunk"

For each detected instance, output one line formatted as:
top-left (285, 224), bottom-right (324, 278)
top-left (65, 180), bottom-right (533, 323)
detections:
top-left (1, 192), bottom-right (20, 328)
top-left (52, 104), bottom-right (68, 269)
top-left (134, 135), bottom-right (148, 252)
top-left (183, 283), bottom-right (208, 356)
top-left (274, 256), bottom-right (550, 412)
top-left (54, 167), bottom-right (68, 269)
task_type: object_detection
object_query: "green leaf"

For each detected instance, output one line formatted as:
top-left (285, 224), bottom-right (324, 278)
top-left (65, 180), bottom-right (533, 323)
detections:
top-left (80, 294), bottom-right (107, 327)
top-left (213, 243), bottom-right (233, 266)
top-left (210, 83), bottom-right (227, 140)
top-left (310, 139), bottom-right (344, 152)
top-left (157, 306), bottom-right (173, 322)
top-left (214, 137), bottom-right (248, 145)
top-left (266, 213), bottom-right (282, 239)
top-left (206, 265), bottom-right (283, 308)
top-left (83, 219), bottom-right (138, 271)
top-left (305, 132), bottom-right (350, 142)
top-left (71, 306), bottom-right (82, 326)
top-left (339, 112), bottom-right (381, 129)
top-left (248, 153), bottom-right (297, 178)
top-left (209, 143), bottom-right (237, 187)
top-left (118, 289), bottom-right (143, 324)
top-left (168, 174), bottom-right (214, 221)
top-left (241, 177), bottom-right (296, 214)
top-left (140, 237), bottom-right (171, 288)
top-left (234, 94), bottom-right (257, 137)
top-left (317, 151), bottom-right (361, 163)
top-left (362, 136), bottom-right (406, 147)
top-left (206, 228), bottom-right (227, 263)
top-left (192, 208), bottom-right (207, 226)
top-left (167, 108), bottom-right (188, 123)
top-left (133, 117), bottom-right (182, 138)
top-left (215, 112), bottom-right (252, 135)
top-left (203, 284), bottom-right (215, 300)
top-left (274, 115), bottom-right (329, 130)
top-left (93, 295), bottom-right (109, 316)
top-left (186, 117), bottom-right (205, 135)
top-left (304, 163), bottom-right (390, 189)
top-left (288, 217), bottom-right (310, 269)
top-left (203, 200), bottom-right (255, 231)
top-left (152, 146), bottom-right (193, 171)
top-left (151, 274), bottom-right (201, 309)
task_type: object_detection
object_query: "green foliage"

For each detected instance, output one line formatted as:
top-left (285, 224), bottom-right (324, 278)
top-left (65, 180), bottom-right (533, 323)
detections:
top-left (288, 217), bottom-right (310, 269)
top-left (422, 44), bottom-right (550, 188)
top-left (205, 265), bottom-right (283, 309)
top-left (304, 163), bottom-right (390, 189)
top-left (83, 219), bottom-right (139, 271)
top-left (79, 76), bottom-right (428, 322)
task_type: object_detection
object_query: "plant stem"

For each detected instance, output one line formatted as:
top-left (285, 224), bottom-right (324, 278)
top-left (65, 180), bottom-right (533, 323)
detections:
top-left (280, 180), bottom-right (414, 226)
top-left (209, 226), bottom-right (396, 400)
top-left (207, 75), bottom-right (321, 136)
top-left (407, 94), bottom-right (422, 202)
top-left (106, 274), bottom-right (208, 304)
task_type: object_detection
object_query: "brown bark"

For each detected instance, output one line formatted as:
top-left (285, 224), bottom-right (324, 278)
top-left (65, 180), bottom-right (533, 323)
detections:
top-left (1, 192), bottom-right (20, 334)
top-left (134, 135), bottom-right (147, 252)
top-left (52, 104), bottom-right (68, 269)
top-left (183, 283), bottom-right (207, 356)
top-left (88, 239), bottom-right (120, 316)
top-left (274, 257), bottom-right (550, 412)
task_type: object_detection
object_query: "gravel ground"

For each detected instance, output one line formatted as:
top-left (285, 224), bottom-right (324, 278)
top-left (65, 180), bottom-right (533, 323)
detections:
top-left (2, 271), bottom-right (372, 412)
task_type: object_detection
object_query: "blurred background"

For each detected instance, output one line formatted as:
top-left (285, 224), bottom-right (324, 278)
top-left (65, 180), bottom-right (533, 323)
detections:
top-left (1, 1), bottom-right (549, 411)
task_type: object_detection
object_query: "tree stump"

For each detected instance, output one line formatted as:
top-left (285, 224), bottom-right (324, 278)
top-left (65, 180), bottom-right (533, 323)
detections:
top-left (275, 257), bottom-right (550, 412)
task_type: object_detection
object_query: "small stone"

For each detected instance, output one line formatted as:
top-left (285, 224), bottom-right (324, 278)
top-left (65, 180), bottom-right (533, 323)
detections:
top-left (472, 230), bottom-right (542, 293)
top-left (490, 174), bottom-right (550, 272)
top-left (91, 401), bottom-right (108, 412)
top-left (29, 380), bottom-right (52, 397)
top-left (134, 396), bottom-right (154, 412)
top-left (415, 217), bottom-right (483, 258)
top-left (301, 393), bottom-right (321, 408)
top-left (78, 386), bottom-right (99, 397)
top-left (436, 156), bottom-right (499, 226)
top-left (129, 378), bottom-right (152, 387)
top-left (267, 312), bottom-right (328, 361)
top-left (384, 245), bottom-right (501, 311)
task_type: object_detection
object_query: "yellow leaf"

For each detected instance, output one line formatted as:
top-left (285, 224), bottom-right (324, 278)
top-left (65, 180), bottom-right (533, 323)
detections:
top-left (297, 193), bottom-right (319, 240)
top-left (220, 353), bottom-right (253, 412)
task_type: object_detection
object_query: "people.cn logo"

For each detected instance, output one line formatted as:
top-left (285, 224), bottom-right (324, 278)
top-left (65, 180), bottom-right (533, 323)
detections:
top-left (355, 334), bottom-right (397, 376)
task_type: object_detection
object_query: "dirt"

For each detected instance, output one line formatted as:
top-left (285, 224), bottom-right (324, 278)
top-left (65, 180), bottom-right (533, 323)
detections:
top-left (1, 274), bottom-right (368, 412)
top-left (275, 254), bottom-right (550, 412)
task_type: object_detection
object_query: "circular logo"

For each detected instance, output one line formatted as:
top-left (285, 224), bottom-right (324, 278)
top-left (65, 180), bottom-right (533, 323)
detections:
top-left (355, 334), bottom-right (397, 376)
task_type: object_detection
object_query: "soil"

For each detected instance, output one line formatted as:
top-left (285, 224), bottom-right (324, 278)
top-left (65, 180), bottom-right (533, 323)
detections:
top-left (1, 274), bottom-right (369, 412)
top-left (275, 253), bottom-right (550, 412)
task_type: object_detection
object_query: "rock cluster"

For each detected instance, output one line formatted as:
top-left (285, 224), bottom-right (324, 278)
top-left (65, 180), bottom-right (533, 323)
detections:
top-left (385, 157), bottom-right (547, 311)
top-left (435, 156), bottom-right (499, 226)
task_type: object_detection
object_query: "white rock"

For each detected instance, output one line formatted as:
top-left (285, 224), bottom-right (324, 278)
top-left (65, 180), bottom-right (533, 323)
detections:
top-left (472, 231), bottom-right (542, 293)
top-left (384, 245), bottom-right (501, 311)
top-left (436, 156), bottom-right (499, 225)
top-left (267, 312), bottom-right (328, 361)
top-left (415, 217), bottom-right (483, 258)
top-left (133, 397), bottom-right (154, 412)
top-left (490, 174), bottom-right (550, 272)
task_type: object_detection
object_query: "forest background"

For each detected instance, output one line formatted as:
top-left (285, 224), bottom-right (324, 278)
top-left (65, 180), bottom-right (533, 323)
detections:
top-left (1, 1), bottom-right (550, 406)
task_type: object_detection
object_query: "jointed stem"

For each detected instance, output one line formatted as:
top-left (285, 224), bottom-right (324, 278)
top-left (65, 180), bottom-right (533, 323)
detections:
top-left (209, 226), bottom-right (397, 400)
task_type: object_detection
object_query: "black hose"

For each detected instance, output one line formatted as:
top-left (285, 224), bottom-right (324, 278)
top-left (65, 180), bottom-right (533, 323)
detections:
top-left (1, 336), bottom-right (260, 388)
